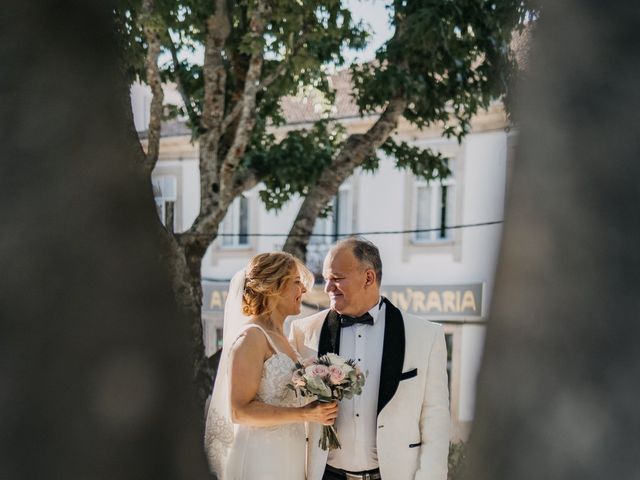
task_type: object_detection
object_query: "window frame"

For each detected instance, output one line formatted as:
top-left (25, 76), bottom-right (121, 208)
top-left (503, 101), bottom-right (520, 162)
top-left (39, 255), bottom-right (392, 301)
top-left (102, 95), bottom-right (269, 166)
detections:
top-left (152, 174), bottom-right (178, 232)
top-left (220, 195), bottom-right (250, 249)
top-left (412, 160), bottom-right (456, 245)
top-left (401, 140), bottom-right (465, 261)
top-left (309, 181), bottom-right (354, 246)
top-left (306, 181), bottom-right (355, 277)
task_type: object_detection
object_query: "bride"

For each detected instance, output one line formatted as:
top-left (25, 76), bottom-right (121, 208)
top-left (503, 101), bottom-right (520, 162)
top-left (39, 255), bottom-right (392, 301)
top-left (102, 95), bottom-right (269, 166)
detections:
top-left (204, 252), bottom-right (338, 480)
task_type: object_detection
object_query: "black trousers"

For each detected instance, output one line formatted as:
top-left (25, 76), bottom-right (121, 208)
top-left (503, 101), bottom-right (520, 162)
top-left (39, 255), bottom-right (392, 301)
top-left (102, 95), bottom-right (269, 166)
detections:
top-left (322, 466), bottom-right (344, 480)
top-left (322, 465), bottom-right (382, 480)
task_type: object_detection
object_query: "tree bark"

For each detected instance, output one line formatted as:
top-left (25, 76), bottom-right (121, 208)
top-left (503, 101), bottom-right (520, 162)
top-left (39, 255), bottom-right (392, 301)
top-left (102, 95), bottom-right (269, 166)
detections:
top-left (194, 0), bottom-right (230, 229)
top-left (464, 3), bottom-right (640, 480)
top-left (283, 97), bottom-right (407, 260)
top-left (219, 0), bottom-right (270, 203)
top-left (0, 1), bottom-right (211, 478)
top-left (140, 0), bottom-right (164, 173)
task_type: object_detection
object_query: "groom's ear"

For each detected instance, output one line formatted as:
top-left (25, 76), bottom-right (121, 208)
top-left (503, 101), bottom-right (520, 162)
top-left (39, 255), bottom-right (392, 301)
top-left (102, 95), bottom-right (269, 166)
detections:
top-left (365, 269), bottom-right (376, 286)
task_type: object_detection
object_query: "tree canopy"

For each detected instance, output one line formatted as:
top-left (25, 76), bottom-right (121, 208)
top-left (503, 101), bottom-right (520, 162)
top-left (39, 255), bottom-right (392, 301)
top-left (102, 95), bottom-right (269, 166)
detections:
top-left (282, 0), bottom-right (534, 258)
top-left (114, 0), bottom-right (535, 402)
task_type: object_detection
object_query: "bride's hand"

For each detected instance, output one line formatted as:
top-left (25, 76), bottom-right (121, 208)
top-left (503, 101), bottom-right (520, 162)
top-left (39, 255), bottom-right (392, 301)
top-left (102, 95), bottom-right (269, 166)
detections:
top-left (303, 400), bottom-right (339, 425)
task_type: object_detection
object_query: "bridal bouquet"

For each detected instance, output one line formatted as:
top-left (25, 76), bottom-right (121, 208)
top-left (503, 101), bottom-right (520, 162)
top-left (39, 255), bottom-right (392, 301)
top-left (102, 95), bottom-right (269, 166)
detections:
top-left (288, 353), bottom-right (366, 450)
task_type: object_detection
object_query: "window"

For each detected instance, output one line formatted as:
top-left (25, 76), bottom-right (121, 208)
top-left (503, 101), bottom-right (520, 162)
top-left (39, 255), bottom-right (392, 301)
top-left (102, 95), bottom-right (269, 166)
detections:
top-left (334, 184), bottom-right (353, 237)
top-left (309, 184), bottom-right (353, 245)
top-left (309, 213), bottom-right (333, 246)
top-left (307, 184), bottom-right (353, 276)
top-left (220, 195), bottom-right (249, 248)
top-left (414, 160), bottom-right (455, 243)
top-left (152, 175), bottom-right (177, 231)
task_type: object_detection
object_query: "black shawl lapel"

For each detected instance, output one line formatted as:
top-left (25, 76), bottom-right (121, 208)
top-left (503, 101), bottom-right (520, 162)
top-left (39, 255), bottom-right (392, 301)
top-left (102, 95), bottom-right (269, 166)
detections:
top-left (318, 310), bottom-right (341, 356)
top-left (377, 297), bottom-right (406, 415)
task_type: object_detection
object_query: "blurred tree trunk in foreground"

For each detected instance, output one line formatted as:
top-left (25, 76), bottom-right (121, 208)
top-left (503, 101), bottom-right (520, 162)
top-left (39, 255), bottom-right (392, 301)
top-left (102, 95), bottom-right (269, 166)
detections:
top-left (0, 2), bottom-right (211, 479)
top-left (466, 2), bottom-right (640, 480)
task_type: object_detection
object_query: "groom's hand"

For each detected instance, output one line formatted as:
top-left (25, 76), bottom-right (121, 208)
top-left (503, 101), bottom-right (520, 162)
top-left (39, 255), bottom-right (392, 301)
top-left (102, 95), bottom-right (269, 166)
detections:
top-left (303, 401), bottom-right (339, 425)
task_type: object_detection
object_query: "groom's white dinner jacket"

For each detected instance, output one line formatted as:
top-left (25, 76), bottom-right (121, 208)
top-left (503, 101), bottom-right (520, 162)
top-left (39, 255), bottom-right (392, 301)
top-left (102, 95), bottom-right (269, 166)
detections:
top-left (289, 297), bottom-right (450, 480)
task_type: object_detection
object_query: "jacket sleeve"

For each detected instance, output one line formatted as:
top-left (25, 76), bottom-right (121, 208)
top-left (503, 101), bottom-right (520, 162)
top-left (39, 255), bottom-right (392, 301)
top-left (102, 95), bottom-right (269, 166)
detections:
top-left (414, 325), bottom-right (450, 480)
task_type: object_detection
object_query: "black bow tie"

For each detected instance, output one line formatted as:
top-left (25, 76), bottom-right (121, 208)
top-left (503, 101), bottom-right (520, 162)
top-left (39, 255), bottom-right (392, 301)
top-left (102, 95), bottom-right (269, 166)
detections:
top-left (339, 312), bottom-right (374, 327)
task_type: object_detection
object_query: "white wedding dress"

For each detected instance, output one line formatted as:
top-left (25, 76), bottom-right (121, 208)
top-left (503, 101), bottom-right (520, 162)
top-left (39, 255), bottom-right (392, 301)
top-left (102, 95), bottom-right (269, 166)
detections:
top-left (206, 323), bottom-right (308, 480)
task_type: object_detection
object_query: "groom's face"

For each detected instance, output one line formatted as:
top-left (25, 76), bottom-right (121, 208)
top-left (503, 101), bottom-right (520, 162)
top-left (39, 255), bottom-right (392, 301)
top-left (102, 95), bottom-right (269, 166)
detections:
top-left (323, 246), bottom-right (374, 316)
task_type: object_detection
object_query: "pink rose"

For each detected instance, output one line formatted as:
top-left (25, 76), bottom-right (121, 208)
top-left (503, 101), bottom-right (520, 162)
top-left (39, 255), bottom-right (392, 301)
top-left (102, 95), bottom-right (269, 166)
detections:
top-left (328, 365), bottom-right (346, 384)
top-left (306, 364), bottom-right (329, 378)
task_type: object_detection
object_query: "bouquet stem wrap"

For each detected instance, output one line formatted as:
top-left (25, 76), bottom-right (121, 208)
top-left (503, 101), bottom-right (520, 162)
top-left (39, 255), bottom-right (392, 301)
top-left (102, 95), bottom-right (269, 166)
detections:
top-left (320, 424), bottom-right (341, 450)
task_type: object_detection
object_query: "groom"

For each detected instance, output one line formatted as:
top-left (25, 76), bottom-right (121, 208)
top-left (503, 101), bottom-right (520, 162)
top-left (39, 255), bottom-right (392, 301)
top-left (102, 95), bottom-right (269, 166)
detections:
top-left (289, 237), bottom-right (450, 480)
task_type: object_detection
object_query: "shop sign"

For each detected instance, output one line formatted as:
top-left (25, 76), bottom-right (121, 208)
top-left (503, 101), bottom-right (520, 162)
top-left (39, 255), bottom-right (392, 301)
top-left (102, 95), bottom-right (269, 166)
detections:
top-left (202, 282), bottom-right (229, 313)
top-left (203, 282), bottom-right (484, 319)
top-left (381, 284), bottom-right (484, 319)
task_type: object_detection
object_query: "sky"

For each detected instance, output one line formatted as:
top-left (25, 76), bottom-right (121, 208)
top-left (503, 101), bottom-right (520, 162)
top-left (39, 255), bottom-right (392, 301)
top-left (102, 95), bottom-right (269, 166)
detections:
top-left (137, 0), bottom-right (395, 128)
top-left (166, 1), bottom-right (394, 67)
top-left (342, 0), bottom-right (393, 63)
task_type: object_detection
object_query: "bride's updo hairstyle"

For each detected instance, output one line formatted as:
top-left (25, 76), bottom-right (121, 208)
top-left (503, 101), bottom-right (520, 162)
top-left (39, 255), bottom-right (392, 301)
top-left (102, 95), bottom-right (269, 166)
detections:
top-left (242, 252), bottom-right (314, 317)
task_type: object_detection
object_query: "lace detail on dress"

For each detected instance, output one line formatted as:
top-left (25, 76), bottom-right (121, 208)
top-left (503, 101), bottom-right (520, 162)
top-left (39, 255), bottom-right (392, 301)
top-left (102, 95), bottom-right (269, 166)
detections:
top-left (241, 352), bottom-right (307, 446)
top-left (257, 353), bottom-right (302, 407)
top-left (204, 407), bottom-right (235, 476)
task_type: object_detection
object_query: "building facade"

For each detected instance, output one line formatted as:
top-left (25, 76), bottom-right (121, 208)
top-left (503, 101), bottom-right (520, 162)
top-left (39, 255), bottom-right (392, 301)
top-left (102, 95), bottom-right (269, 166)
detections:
top-left (132, 80), bottom-right (515, 442)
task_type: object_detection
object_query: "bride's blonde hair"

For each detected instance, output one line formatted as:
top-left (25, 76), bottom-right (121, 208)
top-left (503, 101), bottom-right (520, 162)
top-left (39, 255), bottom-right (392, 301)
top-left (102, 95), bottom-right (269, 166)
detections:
top-left (242, 252), bottom-right (314, 317)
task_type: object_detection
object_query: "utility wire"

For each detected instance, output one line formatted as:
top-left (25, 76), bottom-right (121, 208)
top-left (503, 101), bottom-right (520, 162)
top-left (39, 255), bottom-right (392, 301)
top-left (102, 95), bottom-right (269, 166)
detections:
top-left (210, 220), bottom-right (504, 238)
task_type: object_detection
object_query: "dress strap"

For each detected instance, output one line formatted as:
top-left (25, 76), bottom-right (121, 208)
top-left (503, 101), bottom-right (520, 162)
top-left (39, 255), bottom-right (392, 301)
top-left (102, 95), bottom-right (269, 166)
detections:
top-left (242, 324), bottom-right (280, 354)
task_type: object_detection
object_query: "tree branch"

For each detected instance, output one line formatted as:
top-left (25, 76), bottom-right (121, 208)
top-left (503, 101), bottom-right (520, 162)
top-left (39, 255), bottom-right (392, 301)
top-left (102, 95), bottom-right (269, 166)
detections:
top-left (232, 169), bottom-right (259, 198)
top-left (140, 0), bottom-right (164, 174)
top-left (167, 31), bottom-right (199, 128)
top-left (191, 0), bottom-right (232, 233)
top-left (218, 0), bottom-right (271, 203)
top-left (220, 101), bottom-right (242, 135)
top-left (201, 0), bottom-right (230, 135)
top-left (220, 31), bottom-right (307, 136)
top-left (283, 96), bottom-right (407, 260)
top-left (282, 8), bottom-right (413, 260)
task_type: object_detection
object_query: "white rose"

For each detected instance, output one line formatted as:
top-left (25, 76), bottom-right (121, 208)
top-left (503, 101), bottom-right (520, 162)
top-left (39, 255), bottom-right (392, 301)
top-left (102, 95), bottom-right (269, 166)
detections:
top-left (325, 353), bottom-right (347, 366)
top-left (340, 363), bottom-right (354, 375)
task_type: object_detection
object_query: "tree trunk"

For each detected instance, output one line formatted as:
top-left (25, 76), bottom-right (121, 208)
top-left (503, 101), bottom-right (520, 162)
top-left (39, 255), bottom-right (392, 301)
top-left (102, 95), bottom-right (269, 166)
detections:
top-left (176, 235), bottom-right (217, 405)
top-left (283, 98), bottom-right (406, 260)
top-left (465, 3), bottom-right (640, 480)
top-left (140, 0), bottom-right (164, 173)
top-left (0, 1), bottom-right (211, 478)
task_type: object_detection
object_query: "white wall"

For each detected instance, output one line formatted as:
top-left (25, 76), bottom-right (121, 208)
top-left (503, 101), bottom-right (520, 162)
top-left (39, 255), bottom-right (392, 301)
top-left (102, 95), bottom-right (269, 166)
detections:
top-left (151, 159), bottom-right (199, 233)
top-left (355, 131), bottom-right (507, 292)
top-left (130, 81), bottom-right (184, 132)
top-left (457, 131), bottom-right (507, 311)
top-left (199, 129), bottom-right (508, 295)
top-left (459, 324), bottom-right (486, 422)
top-left (130, 82), bottom-right (151, 132)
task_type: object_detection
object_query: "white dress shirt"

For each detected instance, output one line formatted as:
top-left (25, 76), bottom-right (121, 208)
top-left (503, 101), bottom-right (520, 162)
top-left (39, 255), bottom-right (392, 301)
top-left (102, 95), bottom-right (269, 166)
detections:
top-left (328, 299), bottom-right (385, 472)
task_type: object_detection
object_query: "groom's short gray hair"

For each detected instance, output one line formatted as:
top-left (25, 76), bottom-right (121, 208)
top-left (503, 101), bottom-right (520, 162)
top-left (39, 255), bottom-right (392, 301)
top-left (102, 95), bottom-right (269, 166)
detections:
top-left (335, 236), bottom-right (383, 285)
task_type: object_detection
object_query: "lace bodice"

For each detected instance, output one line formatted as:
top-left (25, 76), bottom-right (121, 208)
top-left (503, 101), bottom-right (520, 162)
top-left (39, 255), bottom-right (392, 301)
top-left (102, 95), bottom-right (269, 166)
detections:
top-left (256, 352), bottom-right (303, 407)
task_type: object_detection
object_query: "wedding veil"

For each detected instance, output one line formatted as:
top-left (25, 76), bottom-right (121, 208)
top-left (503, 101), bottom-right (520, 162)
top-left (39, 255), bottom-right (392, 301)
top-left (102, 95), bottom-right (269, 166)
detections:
top-left (204, 268), bottom-right (249, 477)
